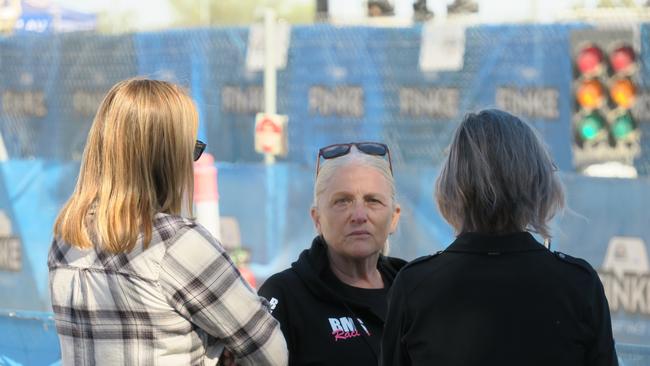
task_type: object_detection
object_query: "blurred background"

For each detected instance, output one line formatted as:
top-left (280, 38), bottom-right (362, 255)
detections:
top-left (0, 0), bottom-right (649, 364)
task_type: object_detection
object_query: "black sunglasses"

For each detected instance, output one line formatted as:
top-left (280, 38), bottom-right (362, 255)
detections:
top-left (194, 140), bottom-right (207, 161)
top-left (316, 142), bottom-right (392, 176)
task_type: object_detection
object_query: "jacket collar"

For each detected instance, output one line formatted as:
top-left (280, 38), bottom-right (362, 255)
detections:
top-left (445, 231), bottom-right (547, 254)
top-left (291, 236), bottom-right (351, 304)
top-left (291, 235), bottom-right (406, 307)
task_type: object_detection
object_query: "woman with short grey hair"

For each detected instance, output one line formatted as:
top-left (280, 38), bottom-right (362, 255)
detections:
top-left (381, 109), bottom-right (617, 366)
top-left (260, 142), bottom-right (406, 365)
top-left (436, 108), bottom-right (564, 239)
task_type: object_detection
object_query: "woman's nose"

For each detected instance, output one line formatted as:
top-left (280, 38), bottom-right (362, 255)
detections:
top-left (350, 201), bottom-right (368, 222)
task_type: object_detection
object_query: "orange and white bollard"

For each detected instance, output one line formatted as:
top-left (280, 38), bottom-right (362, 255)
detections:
top-left (193, 153), bottom-right (221, 242)
top-left (239, 265), bottom-right (257, 289)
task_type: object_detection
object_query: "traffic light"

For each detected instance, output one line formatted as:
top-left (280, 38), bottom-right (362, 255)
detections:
top-left (570, 29), bottom-right (641, 172)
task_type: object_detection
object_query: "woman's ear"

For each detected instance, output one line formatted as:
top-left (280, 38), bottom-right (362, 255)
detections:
top-left (389, 204), bottom-right (401, 234)
top-left (310, 206), bottom-right (322, 234)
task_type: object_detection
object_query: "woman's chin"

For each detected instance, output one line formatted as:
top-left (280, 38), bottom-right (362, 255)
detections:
top-left (342, 244), bottom-right (383, 260)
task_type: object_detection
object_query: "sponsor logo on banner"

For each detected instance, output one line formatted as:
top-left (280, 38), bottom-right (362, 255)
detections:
top-left (0, 210), bottom-right (21, 272)
top-left (495, 86), bottom-right (560, 120)
top-left (1, 89), bottom-right (47, 117)
top-left (399, 87), bottom-right (459, 119)
top-left (309, 86), bottom-right (364, 118)
top-left (598, 237), bottom-right (650, 316)
top-left (328, 316), bottom-right (371, 341)
top-left (221, 85), bottom-right (263, 115)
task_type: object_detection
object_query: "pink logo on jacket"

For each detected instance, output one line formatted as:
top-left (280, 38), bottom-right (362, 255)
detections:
top-left (328, 317), bottom-right (371, 341)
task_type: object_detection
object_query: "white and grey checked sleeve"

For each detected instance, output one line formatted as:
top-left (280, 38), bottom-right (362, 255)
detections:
top-left (159, 224), bottom-right (288, 366)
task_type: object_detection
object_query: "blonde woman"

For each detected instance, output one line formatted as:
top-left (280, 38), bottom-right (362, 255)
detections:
top-left (48, 78), bottom-right (287, 366)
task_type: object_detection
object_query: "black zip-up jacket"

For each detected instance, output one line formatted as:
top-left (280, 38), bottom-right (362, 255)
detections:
top-left (259, 236), bottom-right (406, 366)
top-left (381, 231), bottom-right (618, 366)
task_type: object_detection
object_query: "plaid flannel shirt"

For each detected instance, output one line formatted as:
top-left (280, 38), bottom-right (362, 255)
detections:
top-left (48, 213), bottom-right (287, 365)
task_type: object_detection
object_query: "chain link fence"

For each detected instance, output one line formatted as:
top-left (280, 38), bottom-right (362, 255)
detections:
top-left (0, 23), bottom-right (647, 173)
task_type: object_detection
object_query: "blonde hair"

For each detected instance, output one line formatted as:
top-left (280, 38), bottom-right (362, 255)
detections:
top-left (435, 109), bottom-right (564, 239)
top-left (54, 78), bottom-right (198, 253)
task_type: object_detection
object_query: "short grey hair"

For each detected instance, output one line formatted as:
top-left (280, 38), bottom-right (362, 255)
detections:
top-left (313, 146), bottom-right (396, 209)
top-left (435, 109), bottom-right (564, 239)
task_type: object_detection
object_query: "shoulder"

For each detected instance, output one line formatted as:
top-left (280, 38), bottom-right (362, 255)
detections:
top-left (259, 268), bottom-right (300, 297)
top-left (154, 213), bottom-right (224, 250)
top-left (258, 268), bottom-right (302, 319)
top-left (152, 213), bottom-right (198, 242)
top-left (384, 252), bottom-right (444, 310)
top-left (550, 251), bottom-right (611, 308)
top-left (401, 251), bottom-right (444, 273)
top-left (263, 267), bottom-right (299, 285)
top-left (154, 212), bottom-right (196, 229)
top-left (391, 251), bottom-right (444, 288)
top-left (155, 215), bottom-right (232, 271)
top-left (551, 251), bottom-right (599, 277)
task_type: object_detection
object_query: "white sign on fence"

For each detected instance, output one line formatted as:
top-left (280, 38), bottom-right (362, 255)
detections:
top-left (246, 20), bottom-right (291, 71)
top-left (419, 23), bottom-right (466, 72)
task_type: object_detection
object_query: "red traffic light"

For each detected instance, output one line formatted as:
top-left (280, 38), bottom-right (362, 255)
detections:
top-left (609, 45), bottom-right (635, 73)
top-left (576, 45), bottom-right (604, 75)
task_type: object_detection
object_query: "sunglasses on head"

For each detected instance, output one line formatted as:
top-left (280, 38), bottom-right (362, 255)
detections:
top-left (316, 142), bottom-right (392, 176)
top-left (194, 140), bottom-right (207, 161)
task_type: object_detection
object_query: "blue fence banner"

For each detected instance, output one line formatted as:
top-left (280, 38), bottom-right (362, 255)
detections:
top-left (0, 23), bottom-right (648, 348)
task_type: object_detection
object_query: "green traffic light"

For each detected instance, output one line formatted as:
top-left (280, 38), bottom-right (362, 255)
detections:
top-left (578, 114), bottom-right (605, 141)
top-left (612, 113), bottom-right (635, 139)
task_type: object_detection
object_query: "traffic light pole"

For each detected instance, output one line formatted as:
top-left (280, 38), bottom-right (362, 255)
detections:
top-left (264, 8), bottom-right (277, 165)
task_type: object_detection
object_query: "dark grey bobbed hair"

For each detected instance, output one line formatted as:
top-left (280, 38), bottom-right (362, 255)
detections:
top-left (435, 109), bottom-right (565, 239)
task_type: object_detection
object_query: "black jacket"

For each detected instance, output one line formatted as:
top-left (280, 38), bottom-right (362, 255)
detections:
top-left (381, 231), bottom-right (617, 366)
top-left (259, 236), bottom-right (407, 366)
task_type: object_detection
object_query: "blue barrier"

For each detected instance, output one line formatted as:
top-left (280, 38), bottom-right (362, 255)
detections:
top-left (0, 310), bottom-right (59, 365)
top-left (0, 309), bottom-right (646, 365)
top-left (1, 160), bottom-right (650, 344)
top-left (617, 343), bottom-right (650, 366)
top-left (0, 23), bottom-right (649, 350)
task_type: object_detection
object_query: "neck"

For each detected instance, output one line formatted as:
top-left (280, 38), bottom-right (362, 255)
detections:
top-left (327, 250), bottom-right (384, 289)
